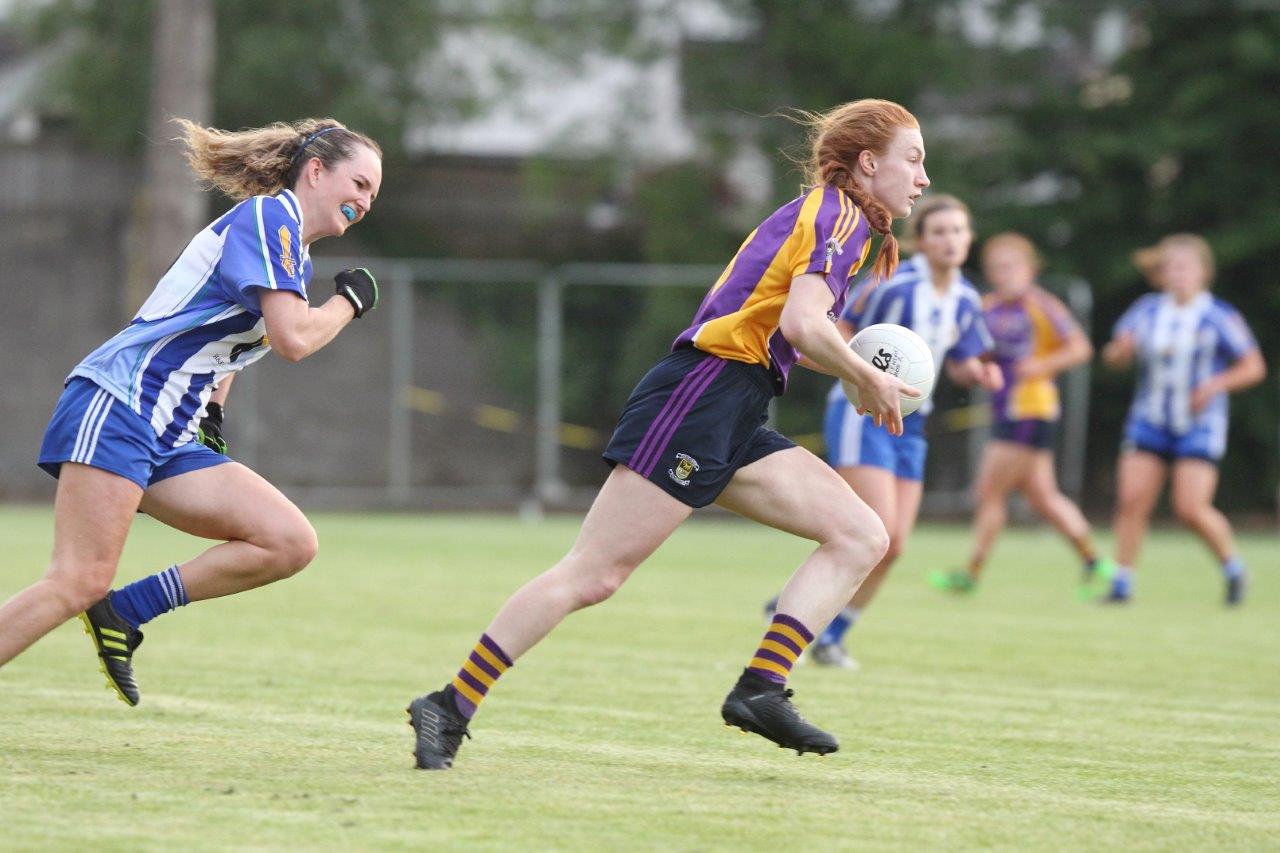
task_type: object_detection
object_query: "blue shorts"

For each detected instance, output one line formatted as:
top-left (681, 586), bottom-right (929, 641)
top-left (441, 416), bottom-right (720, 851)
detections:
top-left (823, 391), bottom-right (927, 481)
top-left (38, 378), bottom-right (230, 490)
top-left (1122, 416), bottom-right (1223, 463)
top-left (602, 348), bottom-right (795, 508)
top-left (992, 418), bottom-right (1057, 450)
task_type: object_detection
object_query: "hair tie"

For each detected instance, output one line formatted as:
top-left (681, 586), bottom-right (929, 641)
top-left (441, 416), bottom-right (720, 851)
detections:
top-left (290, 126), bottom-right (343, 166)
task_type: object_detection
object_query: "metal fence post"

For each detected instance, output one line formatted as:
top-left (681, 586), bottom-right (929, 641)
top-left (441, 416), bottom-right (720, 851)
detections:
top-left (535, 272), bottom-right (568, 504)
top-left (1060, 278), bottom-right (1094, 502)
top-left (387, 264), bottom-right (414, 502)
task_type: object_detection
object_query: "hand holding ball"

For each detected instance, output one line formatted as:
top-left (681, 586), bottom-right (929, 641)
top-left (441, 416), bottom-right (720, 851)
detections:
top-left (841, 324), bottom-right (936, 417)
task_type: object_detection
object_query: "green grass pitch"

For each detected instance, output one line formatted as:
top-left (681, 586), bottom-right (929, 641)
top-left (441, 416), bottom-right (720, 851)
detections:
top-left (2, 507), bottom-right (1278, 849)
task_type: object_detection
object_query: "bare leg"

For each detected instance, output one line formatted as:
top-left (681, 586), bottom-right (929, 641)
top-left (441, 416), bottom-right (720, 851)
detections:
top-left (0, 464), bottom-right (141, 667)
top-left (965, 442), bottom-right (1034, 579)
top-left (1113, 451), bottom-right (1167, 569)
top-left (1169, 459), bottom-right (1235, 562)
top-left (716, 448), bottom-right (888, 631)
top-left (849, 473), bottom-right (921, 610)
top-left (1022, 450), bottom-right (1096, 562)
top-left (139, 462), bottom-right (318, 601)
top-left (483, 466), bottom-right (692, 659)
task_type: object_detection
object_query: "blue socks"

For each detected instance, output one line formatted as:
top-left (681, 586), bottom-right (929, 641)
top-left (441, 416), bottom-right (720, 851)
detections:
top-left (819, 607), bottom-right (860, 646)
top-left (109, 565), bottom-right (189, 630)
top-left (1222, 556), bottom-right (1245, 579)
top-left (1110, 565), bottom-right (1134, 597)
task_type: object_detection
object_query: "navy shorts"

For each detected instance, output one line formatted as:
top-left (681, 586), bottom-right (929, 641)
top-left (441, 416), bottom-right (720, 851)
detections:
top-left (602, 348), bottom-right (795, 508)
top-left (38, 377), bottom-right (229, 490)
top-left (991, 418), bottom-right (1057, 451)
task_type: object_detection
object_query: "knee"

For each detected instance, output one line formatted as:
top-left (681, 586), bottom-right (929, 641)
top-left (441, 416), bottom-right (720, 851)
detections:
top-left (261, 520), bottom-right (319, 579)
top-left (1171, 496), bottom-right (1203, 526)
top-left (45, 562), bottom-right (115, 614)
top-left (828, 512), bottom-right (890, 571)
top-left (556, 548), bottom-right (637, 610)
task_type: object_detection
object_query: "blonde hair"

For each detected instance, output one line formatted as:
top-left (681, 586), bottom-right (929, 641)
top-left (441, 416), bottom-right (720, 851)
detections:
top-left (982, 231), bottom-right (1042, 273)
top-left (174, 117), bottom-right (381, 201)
top-left (1132, 233), bottom-right (1215, 283)
top-left (800, 99), bottom-right (921, 280)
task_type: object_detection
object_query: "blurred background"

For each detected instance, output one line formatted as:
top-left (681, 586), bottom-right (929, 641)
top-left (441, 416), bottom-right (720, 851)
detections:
top-left (0, 0), bottom-right (1276, 518)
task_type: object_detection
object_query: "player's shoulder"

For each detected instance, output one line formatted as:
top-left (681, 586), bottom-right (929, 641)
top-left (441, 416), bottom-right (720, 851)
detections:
top-left (227, 191), bottom-right (302, 230)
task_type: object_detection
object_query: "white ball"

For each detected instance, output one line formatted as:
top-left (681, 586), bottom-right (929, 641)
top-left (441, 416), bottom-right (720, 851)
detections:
top-left (841, 323), bottom-right (936, 417)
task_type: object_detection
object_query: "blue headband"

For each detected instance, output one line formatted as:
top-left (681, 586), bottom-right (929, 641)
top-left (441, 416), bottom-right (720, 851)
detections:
top-left (290, 126), bottom-right (343, 166)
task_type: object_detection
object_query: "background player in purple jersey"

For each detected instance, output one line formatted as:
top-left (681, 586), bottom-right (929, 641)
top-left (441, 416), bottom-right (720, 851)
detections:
top-left (0, 118), bottom-right (382, 705)
top-left (930, 233), bottom-right (1109, 596)
top-left (406, 99), bottom-right (929, 769)
top-left (794, 194), bottom-right (1002, 670)
top-left (1101, 234), bottom-right (1265, 605)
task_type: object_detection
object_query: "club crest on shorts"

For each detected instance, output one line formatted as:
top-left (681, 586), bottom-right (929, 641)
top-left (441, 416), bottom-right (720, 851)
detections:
top-left (668, 452), bottom-right (700, 486)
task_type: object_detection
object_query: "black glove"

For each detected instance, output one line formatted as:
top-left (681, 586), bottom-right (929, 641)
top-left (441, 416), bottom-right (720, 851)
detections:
top-left (197, 401), bottom-right (227, 454)
top-left (335, 268), bottom-right (378, 318)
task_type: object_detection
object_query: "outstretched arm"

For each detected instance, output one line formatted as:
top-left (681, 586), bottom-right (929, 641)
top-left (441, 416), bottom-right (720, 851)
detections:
top-left (946, 356), bottom-right (1003, 392)
top-left (1016, 329), bottom-right (1093, 380)
top-left (1190, 349), bottom-right (1267, 413)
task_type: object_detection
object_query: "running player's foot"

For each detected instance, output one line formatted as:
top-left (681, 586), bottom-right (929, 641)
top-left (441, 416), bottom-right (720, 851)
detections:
top-left (1077, 557), bottom-right (1117, 600)
top-left (406, 685), bottom-right (472, 770)
top-left (720, 669), bottom-right (839, 756)
top-left (810, 642), bottom-right (859, 670)
top-left (1099, 587), bottom-right (1131, 605)
top-left (79, 597), bottom-right (143, 706)
top-left (928, 570), bottom-right (977, 594)
top-left (1225, 572), bottom-right (1247, 607)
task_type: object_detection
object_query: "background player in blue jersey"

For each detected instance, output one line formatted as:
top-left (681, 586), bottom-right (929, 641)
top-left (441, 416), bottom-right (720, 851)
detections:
top-left (0, 118), bottom-right (383, 705)
top-left (405, 99), bottom-right (928, 769)
top-left (1101, 234), bottom-right (1265, 605)
top-left (801, 194), bottom-right (1003, 669)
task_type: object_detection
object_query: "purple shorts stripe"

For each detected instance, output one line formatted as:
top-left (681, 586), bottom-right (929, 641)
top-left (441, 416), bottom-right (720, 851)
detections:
top-left (771, 613), bottom-right (814, 644)
top-left (468, 650), bottom-right (501, 680)
top-left (763, 631), bottom-right (803, 657)
top-left (456, 668), bottom-right (489, 696)
top-left (628, 358), bottom-right (717, 474)
top-left (637, 359), bottom-right (726, 477)
top-left (480, 633), bottom-right (514, 668)
top-left (753, 648), bottom-right (794, 670)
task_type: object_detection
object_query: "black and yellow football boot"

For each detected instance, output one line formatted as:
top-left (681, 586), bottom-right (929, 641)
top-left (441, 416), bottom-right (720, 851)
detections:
top-left (79, 597), bottom-right (143, 706)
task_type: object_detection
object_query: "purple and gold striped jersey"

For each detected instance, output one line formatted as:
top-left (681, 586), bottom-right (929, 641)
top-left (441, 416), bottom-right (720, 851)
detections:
top-left (673, 186), bottom-right (873, 390)
top-left (984, 287), bottom-right (1081, 423)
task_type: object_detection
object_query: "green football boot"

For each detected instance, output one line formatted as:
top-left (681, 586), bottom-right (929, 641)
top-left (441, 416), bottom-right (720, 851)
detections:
top-left (1077, 557), bottom-right (1117, 601)
top-left (928, 570), bottom-right (977, 594)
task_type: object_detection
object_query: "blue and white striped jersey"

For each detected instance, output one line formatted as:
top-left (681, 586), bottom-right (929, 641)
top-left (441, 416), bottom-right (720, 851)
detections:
top-left (70, 189), bottom-right (312, 449)
top-left (831, 254), bottom-right (992, 418)
top-left (1114, 291), bottom-right (1257, 436)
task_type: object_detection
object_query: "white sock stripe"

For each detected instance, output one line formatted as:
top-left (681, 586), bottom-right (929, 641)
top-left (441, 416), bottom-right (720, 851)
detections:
top-left (166, 566), bottom-right (188, 606)
top-left (158, 571), bottom-right (176, 608)
top-left (71, 389), bottom-right (109, 462)
top-left (81, 396), bottom-right (115, 464)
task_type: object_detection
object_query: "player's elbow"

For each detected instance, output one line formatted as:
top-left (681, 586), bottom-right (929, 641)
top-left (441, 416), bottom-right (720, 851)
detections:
top-left (779, 312), bottom-right (820, 351)
top-left (271, 335), bottom-right (309, 363)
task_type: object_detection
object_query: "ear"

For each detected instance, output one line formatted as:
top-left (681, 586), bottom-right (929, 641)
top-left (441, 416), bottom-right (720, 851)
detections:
top-left (856, 149), bottom-right (877, 177)
top-left (307, 157), bottom-right (324, 187)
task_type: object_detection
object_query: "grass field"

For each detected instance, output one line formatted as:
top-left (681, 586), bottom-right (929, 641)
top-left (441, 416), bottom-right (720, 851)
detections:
top-left (2, 506), bottom-right (1278, 850)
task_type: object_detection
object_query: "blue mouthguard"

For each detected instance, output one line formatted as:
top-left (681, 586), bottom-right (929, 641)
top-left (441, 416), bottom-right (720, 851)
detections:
top-left (340, 204), bottom-right (357, 222)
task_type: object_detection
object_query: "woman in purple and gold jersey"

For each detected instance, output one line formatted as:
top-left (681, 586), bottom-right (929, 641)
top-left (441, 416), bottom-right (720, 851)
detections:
top-left (406, 99), bottom-right (931, 769)
top-left (930, 233), bottom-right (1106, 595)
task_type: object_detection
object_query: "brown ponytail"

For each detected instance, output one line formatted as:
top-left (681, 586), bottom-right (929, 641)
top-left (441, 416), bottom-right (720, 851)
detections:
top-left (174, 117), bottom-right (381, 201)
top-left (800, 99), bottom-right (919, 280)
